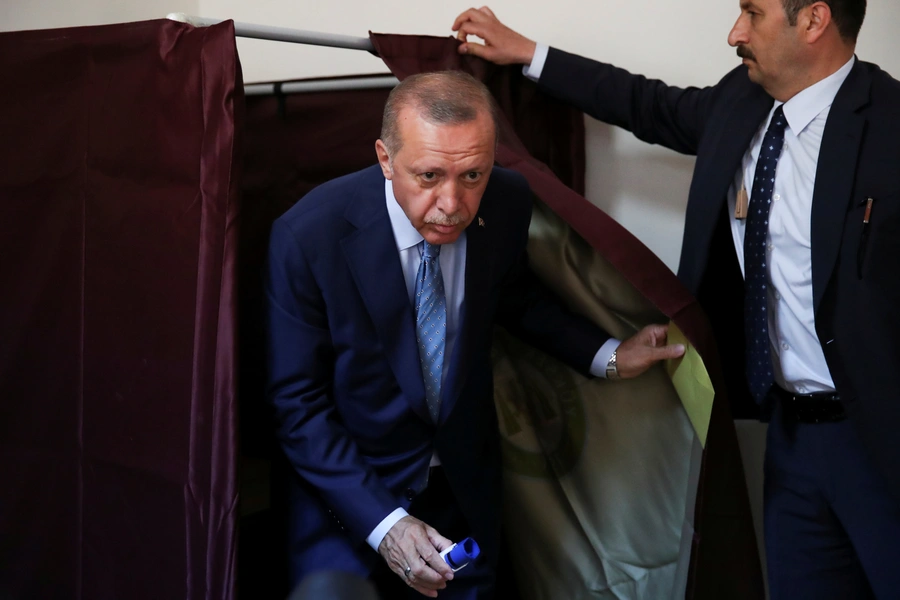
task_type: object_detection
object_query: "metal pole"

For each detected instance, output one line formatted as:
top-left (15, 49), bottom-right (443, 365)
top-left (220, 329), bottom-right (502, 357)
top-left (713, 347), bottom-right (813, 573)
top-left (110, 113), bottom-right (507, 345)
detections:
top-left (166, 13), bottom-right (375, 51)
top-left (244, 76), bottom-right (399, 96)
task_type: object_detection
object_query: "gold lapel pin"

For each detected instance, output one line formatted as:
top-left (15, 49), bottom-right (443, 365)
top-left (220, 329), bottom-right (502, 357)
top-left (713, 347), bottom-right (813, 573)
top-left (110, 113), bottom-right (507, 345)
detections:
top-left (478, 217), bottom-right (485, 228)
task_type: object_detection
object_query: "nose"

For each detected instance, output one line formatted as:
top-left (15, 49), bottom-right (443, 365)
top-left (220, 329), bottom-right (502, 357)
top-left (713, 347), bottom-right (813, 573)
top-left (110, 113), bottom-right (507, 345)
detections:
top-left (728, 14), bottom-right (747, 47)
top-left (437, 180), bottom-right (462, 214)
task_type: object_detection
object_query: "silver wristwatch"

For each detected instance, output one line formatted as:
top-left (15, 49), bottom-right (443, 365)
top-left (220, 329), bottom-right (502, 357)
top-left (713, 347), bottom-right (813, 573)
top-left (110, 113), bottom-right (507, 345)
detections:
top-left (606, 350), bottom-right (620, 380)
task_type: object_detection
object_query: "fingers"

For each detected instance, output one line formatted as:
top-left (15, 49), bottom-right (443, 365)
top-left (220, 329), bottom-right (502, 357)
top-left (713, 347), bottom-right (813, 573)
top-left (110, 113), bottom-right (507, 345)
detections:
top-left (457, 41), bottom-right (484, 60)
top-left (418, 536), bottom-right (454, 579)
top-left (614, 324), bottom-right (686, 378)
top-left (451, 6), bottom-right (536, 65)
top-left (634, 323), bottom-right (667, 345)
top-left (380, 517), bottom-right (452, 596)
top-left (402, 552), bottom-right (451, 598)
top-left (451, 7), bottom-right (486, 32)
top-left (643, 324), bottom-right (685, 356)
top-left (427, 527), bottom-right (454, 554)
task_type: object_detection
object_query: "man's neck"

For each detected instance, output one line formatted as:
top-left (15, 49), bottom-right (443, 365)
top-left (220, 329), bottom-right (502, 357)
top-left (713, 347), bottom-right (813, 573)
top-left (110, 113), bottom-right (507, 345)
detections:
top-left (772, 47), bottom-right (855, 102)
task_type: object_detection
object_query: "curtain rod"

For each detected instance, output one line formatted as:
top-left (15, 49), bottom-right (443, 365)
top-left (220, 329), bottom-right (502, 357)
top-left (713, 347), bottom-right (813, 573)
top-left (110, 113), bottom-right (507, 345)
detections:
top-left (166, 13), bottom-right (375, 51)
top-left (245, 76), bottom-right (399, 96)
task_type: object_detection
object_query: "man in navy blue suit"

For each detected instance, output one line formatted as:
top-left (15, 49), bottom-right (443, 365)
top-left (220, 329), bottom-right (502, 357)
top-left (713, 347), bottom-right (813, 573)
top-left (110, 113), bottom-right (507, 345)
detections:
top-left (454, 1), bottom-right (900, 598)
top-left (265, 70), bottom-right (684, 599)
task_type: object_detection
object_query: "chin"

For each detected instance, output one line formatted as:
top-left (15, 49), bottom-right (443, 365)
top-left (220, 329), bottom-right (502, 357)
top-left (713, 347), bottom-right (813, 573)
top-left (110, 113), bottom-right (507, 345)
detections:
top-left (745, 65), bottom-right (761, 83)
top-left (423, 227), bottom-right (464, 246)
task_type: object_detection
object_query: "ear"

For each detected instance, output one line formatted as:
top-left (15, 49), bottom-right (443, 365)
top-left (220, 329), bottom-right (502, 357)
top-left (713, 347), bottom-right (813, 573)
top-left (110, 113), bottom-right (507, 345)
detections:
top-left (800, 1), bottom-right (833, 44)
top-left (375, 139), bottom-right (393, 180)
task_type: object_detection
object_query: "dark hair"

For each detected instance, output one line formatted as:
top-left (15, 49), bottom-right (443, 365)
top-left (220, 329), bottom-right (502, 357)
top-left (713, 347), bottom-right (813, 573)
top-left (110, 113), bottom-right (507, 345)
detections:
top-left (782, 0), bottom-right (866, 42)
top-left (380, 71), bottom-right (500, 157)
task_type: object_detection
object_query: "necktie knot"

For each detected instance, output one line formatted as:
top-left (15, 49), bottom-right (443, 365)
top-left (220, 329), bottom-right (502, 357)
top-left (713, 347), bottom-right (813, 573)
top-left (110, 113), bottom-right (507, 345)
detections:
top-left (423, 241), bottom-right (441, 260)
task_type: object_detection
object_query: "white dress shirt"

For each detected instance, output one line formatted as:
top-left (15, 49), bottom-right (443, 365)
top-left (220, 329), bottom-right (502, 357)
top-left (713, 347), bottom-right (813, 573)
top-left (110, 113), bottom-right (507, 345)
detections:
top-left (366, 178), bottom-right (616, 550)
top-left (727, 57), bottom-right (854, 394)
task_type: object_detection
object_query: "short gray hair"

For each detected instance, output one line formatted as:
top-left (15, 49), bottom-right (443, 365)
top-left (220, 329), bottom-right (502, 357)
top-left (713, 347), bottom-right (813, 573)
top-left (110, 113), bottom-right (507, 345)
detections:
top-left (380, 71), bottom-right (500, 158)
top-left (781, 0), bottom-right (865, 42)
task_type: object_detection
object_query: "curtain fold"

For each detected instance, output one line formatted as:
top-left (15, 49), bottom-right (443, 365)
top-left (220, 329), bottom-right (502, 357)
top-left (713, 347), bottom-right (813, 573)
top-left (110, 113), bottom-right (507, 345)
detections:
top-left (0, 19), bottom-right (241, 600)
top-left (370, 32), bottom-right (763, 600)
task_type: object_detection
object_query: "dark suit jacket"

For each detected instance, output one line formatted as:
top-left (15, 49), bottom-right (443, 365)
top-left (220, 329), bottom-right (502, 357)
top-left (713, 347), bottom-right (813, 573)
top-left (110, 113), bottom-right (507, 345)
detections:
top-left (265, 164), bottom-right (609, 581)
top-left (538, 48), bottom-right (900, 503)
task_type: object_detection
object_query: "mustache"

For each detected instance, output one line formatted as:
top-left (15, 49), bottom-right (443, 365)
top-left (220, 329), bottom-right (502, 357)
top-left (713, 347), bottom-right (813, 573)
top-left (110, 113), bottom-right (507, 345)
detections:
top-left (424, 214), bottom-right (464, 226)
top-left (736, 45), bottom-right (756, 61)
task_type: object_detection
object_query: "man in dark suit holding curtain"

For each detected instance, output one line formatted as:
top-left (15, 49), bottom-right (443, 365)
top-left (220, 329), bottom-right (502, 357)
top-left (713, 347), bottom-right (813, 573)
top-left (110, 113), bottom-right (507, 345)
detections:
top-left (453, 1), bottom-right (900, 597)
top-left (265, 70), bottom-right (683, 599)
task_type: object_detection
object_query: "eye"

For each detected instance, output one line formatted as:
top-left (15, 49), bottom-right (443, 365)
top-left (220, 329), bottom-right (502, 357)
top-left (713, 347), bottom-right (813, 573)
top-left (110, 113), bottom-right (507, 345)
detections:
top-left (463, 171), bottom-right (481, 182)
top-left (420, 172), bottom-right (437, 182)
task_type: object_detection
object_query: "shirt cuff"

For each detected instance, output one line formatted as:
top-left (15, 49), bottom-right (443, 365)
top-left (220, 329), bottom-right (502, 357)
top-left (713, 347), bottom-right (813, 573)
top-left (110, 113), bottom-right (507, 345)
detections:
top-left (366, 507), bottom-right (409, 551)
top-left (589, 338), bottom-right (622, 378)
top-left (522, 43), bottom-right (549, 82)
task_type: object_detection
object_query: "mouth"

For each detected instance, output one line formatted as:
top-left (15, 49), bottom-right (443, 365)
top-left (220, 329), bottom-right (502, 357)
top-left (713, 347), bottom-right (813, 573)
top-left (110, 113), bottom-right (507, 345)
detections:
top-left (431, 224), bottom-right (458, 234)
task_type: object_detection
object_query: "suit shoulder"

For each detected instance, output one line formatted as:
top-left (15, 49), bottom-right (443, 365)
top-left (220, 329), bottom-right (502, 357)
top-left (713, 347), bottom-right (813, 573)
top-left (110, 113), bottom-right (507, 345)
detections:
top-left (478, 166), bottom-right (533, 230)
top-left (485, 166), bottom-right (531, 199)
top-left (275, 165), bottom-right (382, 234)
top-left (862, 61), bottom-right (900, 94)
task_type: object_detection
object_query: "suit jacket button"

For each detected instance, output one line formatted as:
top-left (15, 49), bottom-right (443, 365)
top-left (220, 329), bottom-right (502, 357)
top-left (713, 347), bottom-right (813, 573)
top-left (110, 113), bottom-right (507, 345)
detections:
top-left (405, 488), bottom-right (416, 501)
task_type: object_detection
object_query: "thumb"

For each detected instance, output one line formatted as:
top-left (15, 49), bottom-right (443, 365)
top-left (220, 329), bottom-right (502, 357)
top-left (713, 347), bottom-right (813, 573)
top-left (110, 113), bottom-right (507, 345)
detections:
top-left (655, 343), bottom-right (686, 360)
top-left (458, 41), bottom-right (490, 60)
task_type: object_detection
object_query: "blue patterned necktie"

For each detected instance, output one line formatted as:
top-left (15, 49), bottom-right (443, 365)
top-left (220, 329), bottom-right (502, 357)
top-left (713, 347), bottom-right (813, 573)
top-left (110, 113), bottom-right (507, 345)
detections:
top-left (414, 241), bottom-right (447, 422)
top-left (744, 105), bottom-right (787, 403)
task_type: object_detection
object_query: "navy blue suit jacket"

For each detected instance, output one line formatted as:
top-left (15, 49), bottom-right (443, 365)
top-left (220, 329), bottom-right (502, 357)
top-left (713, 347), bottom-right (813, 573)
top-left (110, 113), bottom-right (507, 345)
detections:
top-left (265, 164), bottom-right (609, 581)
top-left (539, 48), bottom-right (900, 503)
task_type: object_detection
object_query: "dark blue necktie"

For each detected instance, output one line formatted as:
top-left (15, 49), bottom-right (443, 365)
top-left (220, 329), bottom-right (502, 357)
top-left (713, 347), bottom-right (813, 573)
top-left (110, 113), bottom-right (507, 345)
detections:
top-left (414, 241), bottom-right (446, 422)
top-left (744, 105), bottom-right (787, 403)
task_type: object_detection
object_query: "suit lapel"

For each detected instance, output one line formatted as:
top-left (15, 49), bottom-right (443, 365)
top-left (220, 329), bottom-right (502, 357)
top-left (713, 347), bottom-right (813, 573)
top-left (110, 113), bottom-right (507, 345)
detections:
top-left (810, 60), bottom-right (869, 312)
top-left (341, 168), bottom-right (430, 422)
top-left (439, 217), bottom-right (492, 424)
top-left (696, 86), bottom-right (774, 240)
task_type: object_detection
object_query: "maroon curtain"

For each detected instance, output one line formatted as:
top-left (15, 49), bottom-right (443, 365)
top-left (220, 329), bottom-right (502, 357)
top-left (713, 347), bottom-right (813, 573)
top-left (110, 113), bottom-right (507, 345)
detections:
top-left (0, 19), bottom-right (241, 600)
top-left (239, 80), bottom-right (393, 460)
top-left (370, 33), bottom-right (764, 600)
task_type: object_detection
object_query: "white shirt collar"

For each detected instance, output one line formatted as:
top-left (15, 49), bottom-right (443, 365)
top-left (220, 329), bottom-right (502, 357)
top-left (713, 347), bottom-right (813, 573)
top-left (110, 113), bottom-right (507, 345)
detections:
top-left (385, 178), bottom-right (423, 252)
top-left (779, 56), bottom-right (855, 136)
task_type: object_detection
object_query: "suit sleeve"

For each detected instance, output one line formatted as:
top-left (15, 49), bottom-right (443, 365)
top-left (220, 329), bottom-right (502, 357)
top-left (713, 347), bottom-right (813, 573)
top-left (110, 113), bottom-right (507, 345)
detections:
top-left (539, 47), bottom-right (720, 156)
top-left (265, 219), bottom-right (398, 545)
top-left (494, 175), bottom-right (611, 376)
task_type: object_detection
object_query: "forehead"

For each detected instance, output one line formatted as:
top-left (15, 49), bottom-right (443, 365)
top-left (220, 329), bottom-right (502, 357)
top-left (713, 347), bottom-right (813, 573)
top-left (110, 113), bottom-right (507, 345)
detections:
top-left (741, 0), bottom-right (778, 11)
top-left (396, 110), bottom-right (495, 167)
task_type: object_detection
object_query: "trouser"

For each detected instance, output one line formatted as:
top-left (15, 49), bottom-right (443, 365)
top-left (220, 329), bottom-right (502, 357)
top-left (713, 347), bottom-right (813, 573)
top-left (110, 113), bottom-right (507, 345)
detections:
top-left (764, 394), bottom-right (900, 599)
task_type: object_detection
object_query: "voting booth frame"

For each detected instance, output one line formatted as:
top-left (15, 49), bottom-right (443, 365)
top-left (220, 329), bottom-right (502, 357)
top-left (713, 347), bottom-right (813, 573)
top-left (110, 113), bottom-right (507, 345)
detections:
top-left (0, 18), bottom-right (762, 600)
